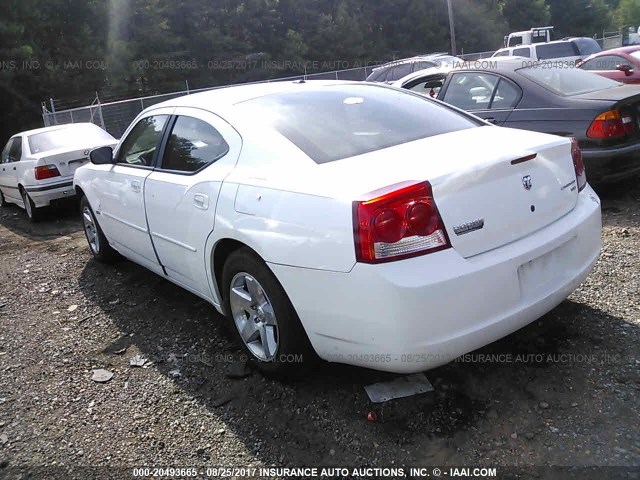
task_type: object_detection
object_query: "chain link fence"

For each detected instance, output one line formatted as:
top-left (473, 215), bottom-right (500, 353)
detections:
top-left (41, 65), bottom-right (380, 138)
top-left (41, 54), bottom-right (495, 138)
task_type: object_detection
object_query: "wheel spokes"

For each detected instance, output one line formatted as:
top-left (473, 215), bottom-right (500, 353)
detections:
top-left (230, 286), bottom-right (253, 313)
top-left (229, 272), bottom-right (279, 362)
top-left (239, 318), bottom-right (260, 343)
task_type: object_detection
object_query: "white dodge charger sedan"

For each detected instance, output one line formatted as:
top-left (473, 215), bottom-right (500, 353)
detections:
top-left (0, 123), bottom-right (117, 221)
top-left (74, 81), bottom-right (602, 376)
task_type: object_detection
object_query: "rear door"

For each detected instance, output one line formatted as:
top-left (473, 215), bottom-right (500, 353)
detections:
top-left (144, 108), bottom-right (241, 298)
top-left (439, 72), bottom-right (521, 125)
top-left (95, 111), bottom-right (171, 270)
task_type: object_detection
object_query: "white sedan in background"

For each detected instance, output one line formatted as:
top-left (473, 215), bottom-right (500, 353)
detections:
top-left (0, 123), bottom-right (117, 221)
top-left (74, 81), bottom-right (602, 377)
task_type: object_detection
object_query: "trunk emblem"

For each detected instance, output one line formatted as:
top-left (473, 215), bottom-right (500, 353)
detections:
top-left (453, 219), bottom-right (485, 236)
top-left (522, 175), bottom-right (532, 191)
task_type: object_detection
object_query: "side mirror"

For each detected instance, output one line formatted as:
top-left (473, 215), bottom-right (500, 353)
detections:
top-left (90, 146), bottom-right (114, 165)
top-left (617, 64), bottom-right (633, 76)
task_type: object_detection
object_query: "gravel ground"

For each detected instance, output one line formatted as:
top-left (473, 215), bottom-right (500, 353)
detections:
top-left (0, 183), bottom-right (638, 480)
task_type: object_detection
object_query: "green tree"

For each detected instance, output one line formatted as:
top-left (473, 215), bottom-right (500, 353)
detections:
top-left (501, 0), bottom-right (550, 31)
top-left (546, 0), bottom-right (613, 37)
top-left (614, 0), bottom-right (640, 28)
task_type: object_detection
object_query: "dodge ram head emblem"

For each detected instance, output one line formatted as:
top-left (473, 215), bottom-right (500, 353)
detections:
top-left (522, 175), bottom-right (532, 191)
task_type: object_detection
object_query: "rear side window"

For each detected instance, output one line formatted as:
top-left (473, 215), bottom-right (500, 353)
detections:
top-left (535, 42), bottom-right (578, 60)
top-left (235, 85), bottom-right (478, 164)
top-left (442, 73), bottom-right (499, 110)
top-left (388, 63), bottom-right (413, 81)
top-left (161, 116), bottom-right (229, 173)
top-left (366, 69), bottom-right (385, 82)
top-left (513, 47), bottom-right (531, 58)
top-left (574, 38), bottom-right (602, 56)
top-left (492, 79), bottom-right (520, 109)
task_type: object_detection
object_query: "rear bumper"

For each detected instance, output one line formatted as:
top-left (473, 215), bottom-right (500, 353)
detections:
top-left (269, 186), bottom-right (602, 373)
top-left (582, 141), bottom-right (640, 182)
top-left (24, 178), bottom-right (75, 208)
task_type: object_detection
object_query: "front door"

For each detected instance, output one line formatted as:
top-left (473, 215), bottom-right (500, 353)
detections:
top-left (95, 112), bottom-right (171, 270)
top-left (0, 137), bottom-right (23, 203)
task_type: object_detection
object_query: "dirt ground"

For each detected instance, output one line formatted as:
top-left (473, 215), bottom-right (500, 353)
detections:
top-left (0, 182), bottom-right (638, 480)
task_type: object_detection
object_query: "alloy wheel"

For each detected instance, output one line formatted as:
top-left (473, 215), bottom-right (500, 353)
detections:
top-left (229, 272), bottom-right (279, 361)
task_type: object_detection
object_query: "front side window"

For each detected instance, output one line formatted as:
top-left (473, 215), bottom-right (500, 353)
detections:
top-left (535, 42), bottom-right (578, 60)
top-left (161, 116), bottom-right (229, 173)
top-left (8, 137), bottom-right (22, 162)
top-left (116, 115), bottom-right (168, 167)
top-left (406, 76), bottom-right (447, 97)
top-left (442, 73), bottom-right (499, 110)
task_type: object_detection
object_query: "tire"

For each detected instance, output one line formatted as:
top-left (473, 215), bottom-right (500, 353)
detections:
top-left (0, 189), bottom-right (7, 208)
top-left (80, 195), bottom-right (118, 263)
top-left (222, 247), bottom-right (317, 378)
top-left (21, 188), bottom-right (42, 223)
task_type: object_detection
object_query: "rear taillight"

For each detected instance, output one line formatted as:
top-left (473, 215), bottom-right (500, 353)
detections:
top-left (571, 138), bottom-right (587, 192)
top-left (353, 181), bottom-right (450, 263)
top-left (34, 165), bottom-right (61, 180)
top-left (586, 109), bottom-right (635, 139)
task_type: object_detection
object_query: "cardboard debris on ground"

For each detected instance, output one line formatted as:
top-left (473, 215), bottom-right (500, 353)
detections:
top-left (364, 373), bottom-right (434, 403)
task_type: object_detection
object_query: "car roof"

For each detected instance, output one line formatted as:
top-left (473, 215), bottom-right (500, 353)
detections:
top-left (370, 53), bottom-right (457, 71)
top-left (149, 80), bottom-right (382, 112)
top-left (15, 123), bottom-right (100, 138)
top-left (499, 37), bottom-right (594, 51)
top-left (588, 45), bottom-right (640, 56)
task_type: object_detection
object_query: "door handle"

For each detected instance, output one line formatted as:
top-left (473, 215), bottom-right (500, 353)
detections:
top-left (131, 180), bottom-right (141, 193)
top-left (193, 194), bottom-right (209, 210)
top-left (12, 167), bottom-right (16, 170)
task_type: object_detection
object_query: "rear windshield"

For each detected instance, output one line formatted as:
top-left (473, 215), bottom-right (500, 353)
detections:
top-left (535, 42), bottom-right (578, 60)
top-left (517, 66), bottom-right (620, 96)
top-left (235, 85), bottom-right (479, 164)
top-left (28, 125), bottom-right (114, 154)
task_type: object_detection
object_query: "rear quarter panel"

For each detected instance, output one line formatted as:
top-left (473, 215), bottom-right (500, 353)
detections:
top-left (206, 125), bottom-right (357, 274)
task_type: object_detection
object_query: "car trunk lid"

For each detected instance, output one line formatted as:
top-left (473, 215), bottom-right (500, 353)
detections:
top-left (315, 126), bottom-right (579, 258)
top-left (30, 143), bottom-right (113, 177)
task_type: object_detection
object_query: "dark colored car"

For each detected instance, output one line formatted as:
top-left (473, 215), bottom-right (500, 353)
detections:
top-left (366, 53), bottom-right (461, 83)
top-left (395, 59), bottom-right (640, 183)
top-left (579, 46), bottom-right (640, 84)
